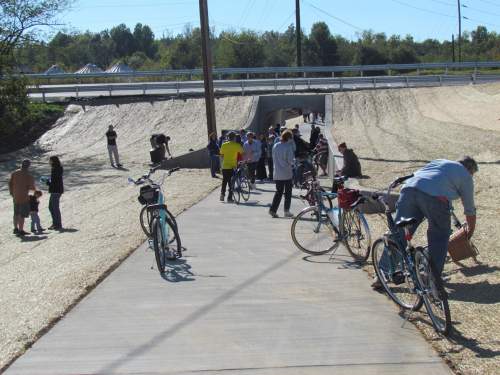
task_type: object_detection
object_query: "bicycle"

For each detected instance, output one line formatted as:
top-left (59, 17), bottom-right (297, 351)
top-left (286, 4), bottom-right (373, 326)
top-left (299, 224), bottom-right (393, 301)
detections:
top-left (291, 176), bottom-right (371, 262)
top-left (230, 161), bottom-right (251, 204)
top-left (371, 175), bottom-right (451, 335)
top-left (299, 171), bottom-right (333, 209)
top-left (129, 165), bottom-right (182, 274)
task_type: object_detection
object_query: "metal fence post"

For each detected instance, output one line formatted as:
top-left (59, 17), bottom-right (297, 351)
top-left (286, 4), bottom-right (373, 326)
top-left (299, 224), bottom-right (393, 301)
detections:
top-left (307, 79), bottom-right (311, 90)
top-left (373, 78), bottom-right (377, 88)
top-left (241, 80), bottom-right (245, 95)
top-left (246, 73), bottom-right (250, 80)
top-left (76, 86), bottom-right (79, 98)
top-left (331, 72), bottom-right (335, 78)
top-left (439, 76), bottom-right (443, 86)
top-left (274, 80), bottom-right (278, 92)
top-left (42, 91), bottom-right (46, 103)
top-left (109, 86), bottom-right (112, 97)
top-left (176, 81), bottom-right (180, 95)
top-left (405, 77), bottom-right (409, 88)
top-left (472, 73), bottom-right (477, 84)
top-left (292, 80), bottom-right (296, 92)
top-left (339, 79), bottom-right (343, 91)
top-left (143, 85), bottom-right (146, 95)
top-left (303, 72), bottom-right (307, 78)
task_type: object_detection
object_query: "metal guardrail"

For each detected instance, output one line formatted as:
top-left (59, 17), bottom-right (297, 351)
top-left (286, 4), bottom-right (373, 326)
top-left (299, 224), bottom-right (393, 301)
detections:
top-left (14, 61), bottom-right (500, 82)
top-left (28, 73), bottom-right (500, 101)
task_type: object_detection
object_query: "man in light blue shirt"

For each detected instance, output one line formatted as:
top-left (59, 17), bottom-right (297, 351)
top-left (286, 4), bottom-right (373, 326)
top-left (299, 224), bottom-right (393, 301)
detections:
top-left (396, 157), bottom-right (477, 276)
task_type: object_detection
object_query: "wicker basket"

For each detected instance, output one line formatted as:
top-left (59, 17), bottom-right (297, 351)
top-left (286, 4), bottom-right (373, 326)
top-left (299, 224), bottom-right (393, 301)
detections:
top-left (448, 226), bottom-right (479, 262)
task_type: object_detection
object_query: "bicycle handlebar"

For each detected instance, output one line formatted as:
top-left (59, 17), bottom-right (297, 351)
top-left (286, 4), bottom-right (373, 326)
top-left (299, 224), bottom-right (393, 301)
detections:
top-left (128, 167), bottom-right (181, 186)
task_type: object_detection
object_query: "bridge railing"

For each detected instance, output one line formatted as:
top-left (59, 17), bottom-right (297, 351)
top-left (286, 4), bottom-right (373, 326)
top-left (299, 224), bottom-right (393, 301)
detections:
top-left (27, 72), bottom-right (500, 101)
top-left (11, 61), bottom-right (500, 83)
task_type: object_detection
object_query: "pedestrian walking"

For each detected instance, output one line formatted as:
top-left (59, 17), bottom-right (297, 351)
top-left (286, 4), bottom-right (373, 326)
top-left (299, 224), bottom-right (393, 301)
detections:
top-left (46, 156), bottom-right (64, 230)
top-left (269, 130), bottom-right (295, 218)
top-left (9, 159), bottom-right (36, 236)
top-left (29, 190), bottom-right (44, 234)
top-left (106, 125), bottom-right (122, 167)
top-left (207, 132), bottom-right (220, 178)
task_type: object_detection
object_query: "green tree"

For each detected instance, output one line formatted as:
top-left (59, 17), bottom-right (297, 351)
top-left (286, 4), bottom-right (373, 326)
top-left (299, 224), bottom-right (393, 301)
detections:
top-left (110, 24), bottom-right (136, 58)
top-left (303, 22), bottom-right (338, 66)
top-left (134, 23), bottom-right (157, 58)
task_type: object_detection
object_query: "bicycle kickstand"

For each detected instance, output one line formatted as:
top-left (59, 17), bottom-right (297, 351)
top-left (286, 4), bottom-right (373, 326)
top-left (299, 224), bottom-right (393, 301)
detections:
top-left (400, 298), bottom-right (419, 329)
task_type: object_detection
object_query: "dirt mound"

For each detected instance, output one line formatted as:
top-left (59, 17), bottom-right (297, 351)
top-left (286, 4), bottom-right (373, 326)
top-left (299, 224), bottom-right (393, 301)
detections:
top-left (331, 83), bottom-right (500, 375)
top-left (0, 96), bottom-right (253, 371)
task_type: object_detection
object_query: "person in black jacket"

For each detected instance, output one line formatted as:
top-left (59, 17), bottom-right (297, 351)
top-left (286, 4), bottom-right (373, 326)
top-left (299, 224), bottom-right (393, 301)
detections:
top-left (337, 142), bottom-right (362, 178)
top-left (207, 132), bottom-right (220, 178)
top-left (47, 156), bottom-right (64, 230)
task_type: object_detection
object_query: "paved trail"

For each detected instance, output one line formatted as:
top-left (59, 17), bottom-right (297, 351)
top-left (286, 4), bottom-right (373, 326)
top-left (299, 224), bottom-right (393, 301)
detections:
top-left (6, 183), bottom-right (451, 375)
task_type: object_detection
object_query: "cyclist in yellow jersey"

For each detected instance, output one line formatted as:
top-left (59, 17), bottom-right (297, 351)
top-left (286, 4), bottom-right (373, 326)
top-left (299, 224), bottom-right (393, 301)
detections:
top-left (219, 132), bottom-right (243, 202)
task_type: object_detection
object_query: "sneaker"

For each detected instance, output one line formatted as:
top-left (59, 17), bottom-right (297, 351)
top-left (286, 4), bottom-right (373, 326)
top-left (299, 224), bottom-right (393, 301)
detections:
top-left (13, 228), bottom-right (19, 235)
top-left (220, 194), bottom-right (225, 202)
top-left (284, 211), bottom-right (294, 218)
top-left (17, 230), bottom-right (29, 236)
top-left (117, 163), bottom-right (123, 168)
top-left (268, 210), bottom-right (279, 218)
top-left (227, 197), bottom-right (234, 203)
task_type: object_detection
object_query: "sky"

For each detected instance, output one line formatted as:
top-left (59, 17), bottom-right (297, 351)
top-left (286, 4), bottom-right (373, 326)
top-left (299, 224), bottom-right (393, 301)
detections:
top-left (55, 0), bottom-right (500, 41)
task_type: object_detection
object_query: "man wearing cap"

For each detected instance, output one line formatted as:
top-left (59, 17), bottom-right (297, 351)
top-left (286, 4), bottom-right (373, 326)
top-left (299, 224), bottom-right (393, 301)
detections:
top-left (9, 160), bottom-right (36, 236)
top-left (337, 142), bottom-right (362, 178)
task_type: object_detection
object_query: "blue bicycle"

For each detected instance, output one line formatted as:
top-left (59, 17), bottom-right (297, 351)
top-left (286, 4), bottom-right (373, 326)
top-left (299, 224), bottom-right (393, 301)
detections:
top-left (129, 166), bottom-right (182, 274)
top-left (371, 175), bottom-right (451, 335)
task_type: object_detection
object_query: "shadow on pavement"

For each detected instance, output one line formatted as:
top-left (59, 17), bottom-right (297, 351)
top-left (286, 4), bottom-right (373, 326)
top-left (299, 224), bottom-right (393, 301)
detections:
top-left (446, 280), bottom-right (500, 304)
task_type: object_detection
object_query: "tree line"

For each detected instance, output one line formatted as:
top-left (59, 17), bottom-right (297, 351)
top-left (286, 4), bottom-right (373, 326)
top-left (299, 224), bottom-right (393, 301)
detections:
top-left (13, 22), bottom-right (500, 73)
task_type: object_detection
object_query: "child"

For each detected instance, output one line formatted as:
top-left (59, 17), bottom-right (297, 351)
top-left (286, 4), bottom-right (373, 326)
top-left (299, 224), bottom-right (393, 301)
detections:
top-left (30, 190), bottom-right (44, 234)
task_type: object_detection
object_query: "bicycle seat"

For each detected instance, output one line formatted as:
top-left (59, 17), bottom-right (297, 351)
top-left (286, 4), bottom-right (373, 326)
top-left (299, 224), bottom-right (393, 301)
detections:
top-left (395, 217), bottom-right (418, 228)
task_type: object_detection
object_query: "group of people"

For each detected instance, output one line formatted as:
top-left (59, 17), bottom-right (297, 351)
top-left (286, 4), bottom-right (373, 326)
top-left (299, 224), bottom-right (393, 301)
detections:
top-left (9, 157), bottom-right (64, 236)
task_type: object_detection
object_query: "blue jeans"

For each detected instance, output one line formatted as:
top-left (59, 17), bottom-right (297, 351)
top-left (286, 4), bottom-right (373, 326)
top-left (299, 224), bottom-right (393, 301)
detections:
top-left (381, 187), bottom-right (451, 277)
top-left (30, 212), bottom-right (42, 232)
top-left (210, 154), bottom-right (220, 177)
top-left (49, 193), bottom-right (62, 228)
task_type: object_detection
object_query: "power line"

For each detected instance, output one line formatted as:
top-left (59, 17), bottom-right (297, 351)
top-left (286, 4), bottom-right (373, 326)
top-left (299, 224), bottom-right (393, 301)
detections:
top-left (304, 0), bottom-right (364, 31)
top-left (278, 11), bottom-right (295, 31)
top-left (462, 16), bottom-right (500, 29)
top-left (476, 0), bottom-right (500, 8)
top-left (388, 0), bottom-right (455, 18)
top-left (461, 3), bottom-right (500, 19)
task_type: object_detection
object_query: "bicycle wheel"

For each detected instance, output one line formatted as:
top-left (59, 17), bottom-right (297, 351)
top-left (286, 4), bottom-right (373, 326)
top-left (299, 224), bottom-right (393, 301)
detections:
top-left (140, 205), bottom-right (153, 237)
top-left (152, 216), bottom-right (182, 274)
top-left (372, 238), bottom-right (423, 311)
top-left (414, 248), bottom-right (451, 335)
top-left (239, 176), bottom-right (251, 202)
top-left (341, 209), bottom-right (371, 262)
top-left (140, 207), bottom-right (178, 238)
top-left (291, 206), bottom-right (339, 255)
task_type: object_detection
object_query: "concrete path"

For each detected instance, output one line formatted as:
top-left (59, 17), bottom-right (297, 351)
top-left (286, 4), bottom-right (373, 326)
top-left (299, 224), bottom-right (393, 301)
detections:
top-left (6, 185), bottom-right (451, 374)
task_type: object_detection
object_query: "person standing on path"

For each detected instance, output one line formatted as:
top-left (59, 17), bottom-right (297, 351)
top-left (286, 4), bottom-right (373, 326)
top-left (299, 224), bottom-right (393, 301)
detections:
top-left (266, 134), bottom-right (275, 180)
top-left (106, 125), bottom-right (122, 167)
top-left (269, 130), bottom-right (295, 218)
top-left (207, 132), bottom-right (220, 178)
top-left (47, 156), bottom-right (64, 230)
top-left (9, 159), bottom-right (36, 236)
top-left (243, 132), bottom-right (261, 189)
top-left (219, 132), bottom-right (243, 203)
top-left (256, 133), bottom-right (268, 182)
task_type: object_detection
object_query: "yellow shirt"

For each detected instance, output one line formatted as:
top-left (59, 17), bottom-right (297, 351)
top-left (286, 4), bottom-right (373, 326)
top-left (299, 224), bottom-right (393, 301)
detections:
top-left (220, 141), bottom-right (243, 170)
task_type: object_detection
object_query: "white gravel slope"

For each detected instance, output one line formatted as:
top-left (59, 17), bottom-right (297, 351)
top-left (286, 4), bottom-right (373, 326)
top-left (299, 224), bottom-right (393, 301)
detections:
top-left (0, 96), bottom-right (253, 370)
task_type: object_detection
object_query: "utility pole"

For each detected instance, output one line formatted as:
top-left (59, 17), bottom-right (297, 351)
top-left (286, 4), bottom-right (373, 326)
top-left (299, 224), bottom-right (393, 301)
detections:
top-left (295, 0), bottom-right (302, 67)
top-left (452, 34), bottom-right (456, 62)
top-left (199, 0), bottom-right (217, 138)
top-left (457, 0), bottom-right (462, 62)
